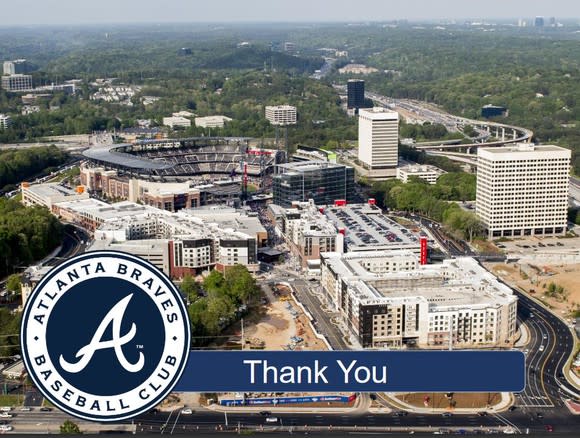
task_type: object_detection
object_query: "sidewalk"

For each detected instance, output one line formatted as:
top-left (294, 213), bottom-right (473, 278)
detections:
top-left (564, 398), bottom-right (580, 415)
top-left (514, 321), bottom-right (530, 348)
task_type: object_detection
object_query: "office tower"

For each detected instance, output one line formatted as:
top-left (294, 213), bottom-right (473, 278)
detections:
top-left (3, 59), bottom-right (29, 75)
top-left (265, 105), bottom-right (297, 126)
top-left (1, 74), bottom-right (33, 91)
top-left (534, 16), bottom-right (545, 27)
top-left (272, 162), bottom-right (355, 207)
top-left (358, 107), bottom-right (399, 177)
top-left (347, 79), bottom-right (365, 110)
top-left (476, 144), bottom-right (571, 239)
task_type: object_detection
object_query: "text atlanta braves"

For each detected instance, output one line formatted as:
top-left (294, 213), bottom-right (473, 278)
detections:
top-left (30, 261), bottom-right (180, 413)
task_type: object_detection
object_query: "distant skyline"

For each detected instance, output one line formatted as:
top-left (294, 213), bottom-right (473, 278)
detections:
top-left (1, 0), bottom-right (579, 26)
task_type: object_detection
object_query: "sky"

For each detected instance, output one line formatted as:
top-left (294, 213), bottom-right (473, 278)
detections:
top-left (1, 0), bottom-right (579, 26)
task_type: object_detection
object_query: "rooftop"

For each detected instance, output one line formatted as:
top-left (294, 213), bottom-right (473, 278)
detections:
top-left (323, 252), bottom-right (516, 309)
top-left (478, 144), bottom-right (571, 156)
top-left (358, 107), bottom-right (399, 120)
top-left (323, 204), bottom-right (420, 251)
top-left (276, 160), bottom-right (351, 174)
top-left (398, 164), bottom-right (445, 174)
top-left (23, 182), bottom-right (82, 198)
top-left (82, 144), bottom-right (172, 170)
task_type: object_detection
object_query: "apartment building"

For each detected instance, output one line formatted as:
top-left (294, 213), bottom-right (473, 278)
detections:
top-left (321, 251), bottom-right (518, 349)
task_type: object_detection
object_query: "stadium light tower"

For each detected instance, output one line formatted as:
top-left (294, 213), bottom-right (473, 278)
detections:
top-left (265, 105), bottom-right (297, 162)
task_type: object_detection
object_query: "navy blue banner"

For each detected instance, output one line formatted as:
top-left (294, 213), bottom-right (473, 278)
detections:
top-left (174, 350), bottom-right (525, 392)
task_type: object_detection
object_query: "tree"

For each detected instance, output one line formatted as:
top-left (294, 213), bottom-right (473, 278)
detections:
top-left (5, 274), bottom-right (21, 294)
top-left (180, 273), bottom-right (199, 303)
top-left (60, 420), bottom-right (81, 434)
top-left (223, 265), bottom-right (260, 305)
top-left (203, 270), bottom-right (225, 297)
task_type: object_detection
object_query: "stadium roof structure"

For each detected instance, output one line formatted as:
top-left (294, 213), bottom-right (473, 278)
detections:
top-left (82, 144), bottom-right (172, 170)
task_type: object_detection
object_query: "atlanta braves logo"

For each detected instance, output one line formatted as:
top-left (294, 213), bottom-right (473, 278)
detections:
top-left (60, 294), bottom-right (144, 374)
top-left (20, 251), bottom-right (190, 422)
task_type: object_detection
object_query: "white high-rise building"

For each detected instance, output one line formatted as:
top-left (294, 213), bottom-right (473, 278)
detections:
top-left (3, 59), bottom-right (28, 75)
top-left (476, 144), bottom-right (571, 239)
top-left (1, 74), bottom-right (32, 92)
top-left (0, 114), bottom-right (12, 130)
top-left (358, 107), bottom-right (399, 177)
top-left (265, 105), bottom-right (297, 126)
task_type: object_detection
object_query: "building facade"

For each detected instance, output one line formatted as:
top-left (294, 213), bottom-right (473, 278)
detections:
top-left (1, 74), bottom-right (32, 91)
top-left (65, 201), bottom-right (262, 276)
top-left (280, 201), bottom-right (343, 270)
top-left (358, 107), bottom-right (399, 177)
top-left (272, 161), bottom-right (355, 207)
top-left (3, 59), bottom-right (29, 75)
top-left (81, 165), bottom-right (202, 211)
top-left (194, 115), bottom-right (232, 128)
top-left (321, 251), bottom-right (518, 349)
top-left (0, 114), bottom-right (11, 130)
top-left (476, 144), bottom-right (571, 239)
top-left (396, 164), bottom-right (446, 184)
top-left (347, 79), bottom-right (365, 110)
top-left (162, 116), bottom-right (191, 128)
top-left (265, 105), bottom-right (297, 126)
top-left (21, 182), bottom-right (89, 210)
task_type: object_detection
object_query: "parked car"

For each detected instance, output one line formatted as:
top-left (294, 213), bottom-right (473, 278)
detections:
top-left (181, 408), bottom-right (193, 415)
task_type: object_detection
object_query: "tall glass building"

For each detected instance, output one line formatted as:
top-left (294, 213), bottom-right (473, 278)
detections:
top-left (272, 161), bottom-right (355, 207)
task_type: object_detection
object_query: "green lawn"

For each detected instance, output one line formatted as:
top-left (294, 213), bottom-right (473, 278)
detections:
top-left (0, 394), bottom-right (21, 406)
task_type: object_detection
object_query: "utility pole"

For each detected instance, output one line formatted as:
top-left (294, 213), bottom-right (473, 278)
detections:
top-left (241, 318), bottom-right (245, 350)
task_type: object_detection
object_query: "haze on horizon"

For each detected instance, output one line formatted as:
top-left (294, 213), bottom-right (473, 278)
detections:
top-left (1, 0), bottom-right (580, 26)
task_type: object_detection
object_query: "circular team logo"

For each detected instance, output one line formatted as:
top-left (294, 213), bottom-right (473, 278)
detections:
top-left (20, 251), bottom-right (191, 422)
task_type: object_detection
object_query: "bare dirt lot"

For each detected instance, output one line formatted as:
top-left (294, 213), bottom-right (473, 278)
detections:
top-left (244, 288), bottom-right (328, 351)
top-left (486, 262), bottom-right (580, 319)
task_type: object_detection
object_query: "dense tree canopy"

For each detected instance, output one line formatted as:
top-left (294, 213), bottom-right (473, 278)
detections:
top-left (0, 199), bottom-right (63, 278)
top-left (0, 146), bottom-right (69, 191)
top-left (370, 173), bottom-right (482, 241)
top-left (184, 265), bottom-right (261, 347)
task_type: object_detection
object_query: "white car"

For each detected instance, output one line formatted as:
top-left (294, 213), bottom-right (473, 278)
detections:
top-left (0, 412), bottom-right (13, 418)
top-left (0, 425), bottom-right (12, 432)
top-left (266, 417), bottom-right (278, 423)
top-left (181, 408), bottom-right (193, 415)
top-left (539, 345), bottom-right (545, 352)
top-left (19, 406), bottom-right (31, 411)
top-left (0, 407), bottom-right (11, 412)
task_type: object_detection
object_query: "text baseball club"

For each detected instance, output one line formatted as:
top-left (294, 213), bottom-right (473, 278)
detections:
top-left (31, 354), bottom-right (180, 412)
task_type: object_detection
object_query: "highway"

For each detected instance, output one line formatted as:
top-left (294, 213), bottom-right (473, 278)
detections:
top-left (127, 405), bottom-right (580, 435)
top-left (513, 290), bottom-right (579, 409)
top-left (366, 92), bottom-right (533, 150)
top-left (43, 224), bottom-right (90, 267)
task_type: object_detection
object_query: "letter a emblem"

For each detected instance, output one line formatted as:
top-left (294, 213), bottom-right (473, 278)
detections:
top-left (60, 294), bottom-right (144, 373)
